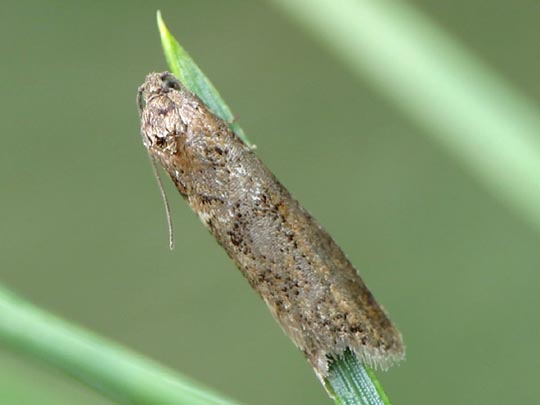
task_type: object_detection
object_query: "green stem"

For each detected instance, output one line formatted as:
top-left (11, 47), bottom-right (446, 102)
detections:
top-left (0, 286), bottom-right (237, 405)
top-left (269, 0), bottom-right (540, 234)
top-left (326, 351), bottom-right (391, 405)
top-left (157, 11), bottom-right (394, 405)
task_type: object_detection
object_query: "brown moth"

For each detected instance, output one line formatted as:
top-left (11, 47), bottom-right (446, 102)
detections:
top-left (137, 72), bottom-right (404, 378)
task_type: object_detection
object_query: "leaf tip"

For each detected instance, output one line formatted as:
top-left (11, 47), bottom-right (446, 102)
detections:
top-left (156, 10), bottom-right (168, 38)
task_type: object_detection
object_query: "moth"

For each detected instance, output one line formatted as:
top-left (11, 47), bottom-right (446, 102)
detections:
top-left (137, 72), bottom-right (404, 379)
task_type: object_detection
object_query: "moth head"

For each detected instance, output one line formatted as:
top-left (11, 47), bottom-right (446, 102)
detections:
top-left (137, 72), bottom-right (184, 113)
top-left (137, 72), bottom-right (190, 150)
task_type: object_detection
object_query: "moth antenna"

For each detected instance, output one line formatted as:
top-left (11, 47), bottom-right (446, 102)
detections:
top-left (149, 155), bottom-right (174, 250)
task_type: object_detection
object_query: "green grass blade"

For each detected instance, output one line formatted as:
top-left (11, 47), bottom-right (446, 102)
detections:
top-left (326, 351), bottom-right (391, 405)
top-left (269, 0), bottom-right (540, 234)
top-left (0, 286), bottom-right (238, 405)
top-left (156, 11), bottom-right (394, 405)
top-left (157, 11), bottom-right (251, 147)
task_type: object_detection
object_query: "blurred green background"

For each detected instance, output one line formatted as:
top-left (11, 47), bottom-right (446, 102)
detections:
top-left (1, 1), bottom-right (540, 404)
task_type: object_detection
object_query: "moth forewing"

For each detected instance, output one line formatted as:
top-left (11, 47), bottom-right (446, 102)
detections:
top-left (137, 72), bottom-right (404, 378)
